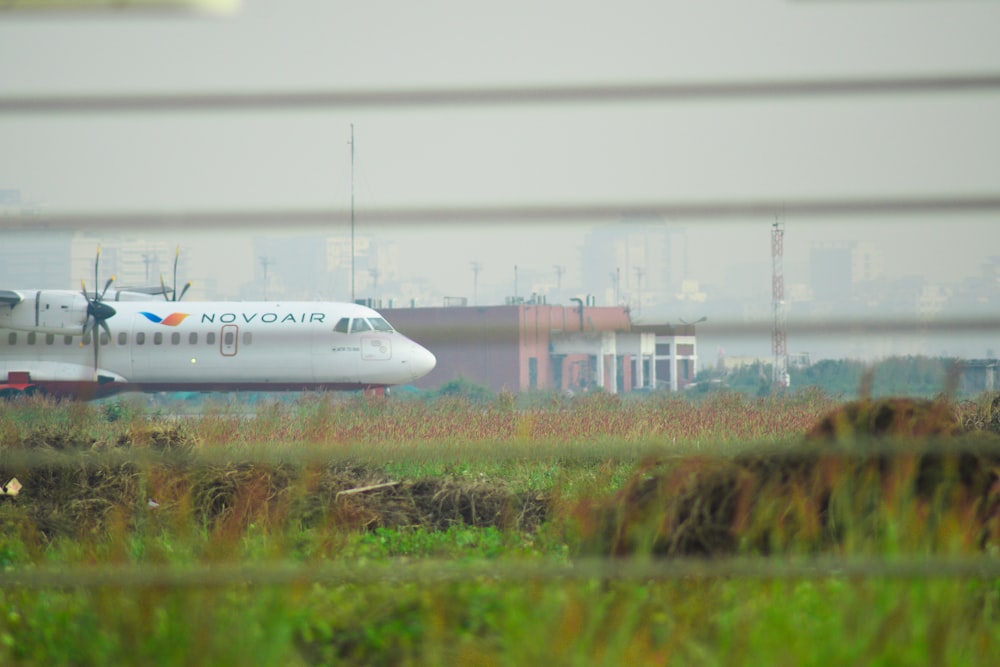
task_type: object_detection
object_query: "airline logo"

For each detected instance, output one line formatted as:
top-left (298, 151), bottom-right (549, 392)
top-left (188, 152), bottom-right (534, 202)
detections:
top-left (139, 312), bottom-right (190, 326)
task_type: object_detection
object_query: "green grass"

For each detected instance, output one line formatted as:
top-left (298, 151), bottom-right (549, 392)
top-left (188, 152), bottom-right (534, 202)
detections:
top-left (2, 570), bottom-right (997, 666)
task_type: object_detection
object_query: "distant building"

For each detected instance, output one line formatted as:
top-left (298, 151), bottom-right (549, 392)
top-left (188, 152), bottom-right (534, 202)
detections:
top-left (579, 217), bottom-right (687, 310)
top-left (809, 240), bottom-right (882, 302)
top-left (382, 303), bottom-right (699, 394)
top-left (961, 359), bottom-right (998, 394)
top-left (0, 232), bottom-right (76, 289)
top-left (1, 197), bottom-right (77, 289)
top-left (810, 242), bottom-right (854, 301)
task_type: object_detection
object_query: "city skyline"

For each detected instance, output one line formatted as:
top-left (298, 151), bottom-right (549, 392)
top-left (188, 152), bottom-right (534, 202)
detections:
top-left (2, 214), bottom-right (996, 364)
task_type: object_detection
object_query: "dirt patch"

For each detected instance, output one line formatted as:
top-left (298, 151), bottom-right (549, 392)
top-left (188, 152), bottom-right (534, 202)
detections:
top-left (0, 427), bottom-right (547, 540)
top-left (577, 397), bottom-right (1000, 558)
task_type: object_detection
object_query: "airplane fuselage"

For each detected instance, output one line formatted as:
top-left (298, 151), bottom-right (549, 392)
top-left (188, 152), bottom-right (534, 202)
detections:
top-left (0, 292), bottom-right (436, 399)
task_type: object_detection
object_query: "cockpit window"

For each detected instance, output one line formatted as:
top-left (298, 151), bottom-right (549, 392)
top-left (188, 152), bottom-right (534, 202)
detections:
top-left (334, 317), bottom-right (350, 334)
top-left (369, 317), bottom-right (394, 332)
top-left (350, 318), bottom-right (372, 333)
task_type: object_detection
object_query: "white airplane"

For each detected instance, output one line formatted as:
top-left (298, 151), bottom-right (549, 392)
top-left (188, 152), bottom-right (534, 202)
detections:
top-left (0, 252), bottom-right (436, 400)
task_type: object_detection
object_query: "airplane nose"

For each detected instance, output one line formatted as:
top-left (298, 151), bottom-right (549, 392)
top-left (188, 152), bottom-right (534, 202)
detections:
top-left (408, 342), bottom-right (436, 381)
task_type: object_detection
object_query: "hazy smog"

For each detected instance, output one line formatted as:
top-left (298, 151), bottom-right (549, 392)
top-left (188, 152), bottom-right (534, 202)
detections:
top-left (2, 0), bottom-right (999, 365)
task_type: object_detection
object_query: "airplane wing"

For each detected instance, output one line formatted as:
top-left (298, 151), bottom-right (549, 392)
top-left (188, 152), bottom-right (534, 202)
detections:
top-left (0, 290), bottom-right (23, 306)
top-left (116, 286), bottom-right (170, 295)
top-left (110, 286), bottom-right (173, 301)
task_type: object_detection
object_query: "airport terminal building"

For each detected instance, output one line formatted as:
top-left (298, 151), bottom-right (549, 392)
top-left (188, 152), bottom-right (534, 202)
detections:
top-left (383, 302), bottom-right (698, 394)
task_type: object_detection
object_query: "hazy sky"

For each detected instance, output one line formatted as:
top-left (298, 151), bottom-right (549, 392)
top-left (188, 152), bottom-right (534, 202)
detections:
top-left (2, 0), bottom-right (1000, 358)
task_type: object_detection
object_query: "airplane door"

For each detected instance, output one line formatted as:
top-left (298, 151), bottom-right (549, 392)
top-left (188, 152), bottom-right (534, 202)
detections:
top-left (220, 324), bottom-right (238, 357)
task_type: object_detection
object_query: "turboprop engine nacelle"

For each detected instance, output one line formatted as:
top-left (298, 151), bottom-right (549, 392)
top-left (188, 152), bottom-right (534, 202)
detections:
top-left (0, 290), bottom-right (90, 336)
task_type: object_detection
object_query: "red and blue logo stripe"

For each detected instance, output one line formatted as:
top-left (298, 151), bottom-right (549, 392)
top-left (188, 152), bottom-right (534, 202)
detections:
top-left (139, 312), bottom-right (190, 326)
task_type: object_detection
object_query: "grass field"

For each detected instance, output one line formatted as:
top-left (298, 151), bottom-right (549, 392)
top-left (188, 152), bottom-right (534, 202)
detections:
top-left (1, 390), bottom-right (999, 666)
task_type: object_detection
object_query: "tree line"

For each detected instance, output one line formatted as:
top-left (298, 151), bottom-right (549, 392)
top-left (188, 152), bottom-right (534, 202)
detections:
top-left (698, 355), bottom-right (977, 399)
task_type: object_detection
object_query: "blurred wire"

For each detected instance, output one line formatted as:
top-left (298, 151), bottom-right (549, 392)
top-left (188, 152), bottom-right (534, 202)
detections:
top-left (2, 556), bottom-right (999, 589)
top-left (0, 0), bottom-right (238, 14)
top-left (4, 435), bottom-right (1000, 470)
top-left (2, 73), bottom-right (1000, 114)
top-left (4, 193), bottom-right (1000, 232)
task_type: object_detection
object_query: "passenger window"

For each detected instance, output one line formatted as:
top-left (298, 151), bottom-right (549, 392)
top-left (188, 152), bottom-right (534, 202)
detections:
top-left (100, 332), bottom-right (109, 346)
top-left (46, 334), bottom-right (55, 345)
top-left (154, 332), bottom-right (163, 345)
top-left (136, 332), bottom-right (145, 345)
top-left (7, 332), bottom-right (14, 345)
top-left (171, 332), bottom-right (180, 345)
top-left (189, 332), bottom-right (198, 344)
top-left (118, 332), bottom-right (127, 345)
top-left (28, 332), bottom-right (37, 345)
top-left (64, 335), bottom-right (73, 345)
top-left (369, 317), bottom-right (394, 332)
top-left (243, 332), bottom-right (252, 345)
top-left (351, 318), bottom-right (372, 333)
top-left (206, 332), bottom-right (216, 345)
top-left (334, 318), bottom-right (350, 334)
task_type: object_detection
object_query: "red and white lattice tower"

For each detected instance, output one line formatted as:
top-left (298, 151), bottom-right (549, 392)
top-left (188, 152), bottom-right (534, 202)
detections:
top-left (771, 219), bottom-right (788, 390)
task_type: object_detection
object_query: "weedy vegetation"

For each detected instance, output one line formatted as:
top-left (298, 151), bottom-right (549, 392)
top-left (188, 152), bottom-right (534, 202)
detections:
top-left (1, 388), bottom-right (1000, 665)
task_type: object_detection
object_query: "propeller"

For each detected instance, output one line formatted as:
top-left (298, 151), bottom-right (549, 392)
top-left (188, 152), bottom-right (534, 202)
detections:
top-left (160, 245), bottom-right (192, 302)
top-left (80, 244), bottom-right (117, 379)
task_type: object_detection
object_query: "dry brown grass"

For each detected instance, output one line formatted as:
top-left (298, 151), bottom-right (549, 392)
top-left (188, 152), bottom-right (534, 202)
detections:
top-left (576, 396), bottom-right (1000, 558)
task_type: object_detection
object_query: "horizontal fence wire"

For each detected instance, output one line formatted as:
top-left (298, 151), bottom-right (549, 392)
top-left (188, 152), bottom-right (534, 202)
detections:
top-left (0, 315), bottom-right (993, 344)
top-left (2, 73), bottom-right (1000, 114)
top-left (2, 436), bottom-right (1000, 468)
top-left (4, 194), bottom-right (1000, 233)
top-left (2, 556), bottom-right (999, 590)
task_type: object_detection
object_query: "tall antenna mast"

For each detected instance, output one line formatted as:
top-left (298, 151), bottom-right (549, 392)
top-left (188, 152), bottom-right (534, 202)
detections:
top-left (771, 217), bottom-right (788, 391)
top-left (259, 256), bottom-right (274, 300)
top-left (349, 123), bottom-right (356, 302)
top-left (470, 260), bottom-right (482, 305)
